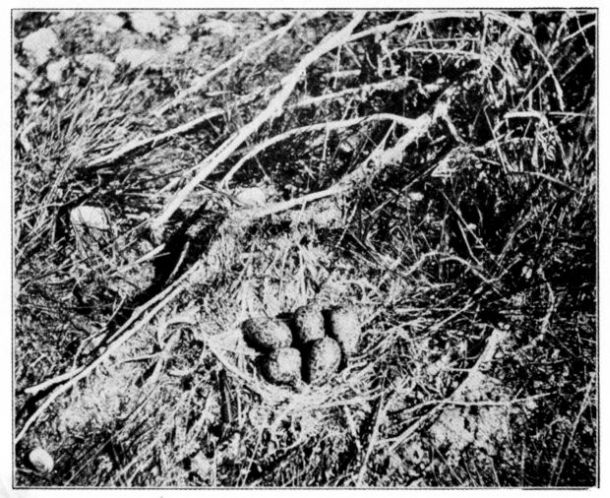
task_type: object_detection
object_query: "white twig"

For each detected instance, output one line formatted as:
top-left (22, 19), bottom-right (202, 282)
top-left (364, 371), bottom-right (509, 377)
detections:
top-left (149, 13), bottom-right (366, 234)
top-left (221, 113), bottom-right (416, 187)
top-left (293, 75), bottom-right (416, 109)
top-left (87, 75), bottom-right (416, 170)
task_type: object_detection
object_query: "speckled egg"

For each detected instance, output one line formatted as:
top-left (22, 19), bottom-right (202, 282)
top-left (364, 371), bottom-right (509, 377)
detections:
top-left (293, 304), bottom-right (325, 345)
top-left (304, 336), bottom-right (342, 384)
top-left (242, 317), bottom-right (292, 351)
top-left (262, 347), bottom-right (302, 385)
top-left (328, 306), bottom-right (361, 358)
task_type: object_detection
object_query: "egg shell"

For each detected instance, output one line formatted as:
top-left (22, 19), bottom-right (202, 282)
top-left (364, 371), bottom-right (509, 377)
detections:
top-left (328, 306), bottom-right (361, 358)
top-left (293, 305), bottom-right (325, 345)
top-left (304, 336), bottom-right (341, 384)
top-left (262, 347), bottom-right (302, 385)
top-left (242, 317), bottom-right (292, 351)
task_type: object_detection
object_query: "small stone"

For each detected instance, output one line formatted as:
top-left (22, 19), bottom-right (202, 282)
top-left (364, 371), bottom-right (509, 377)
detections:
top-left (28, 447), bottom-right (54, 473)
top-left (293, 304), bottom-right (325, 345)
top-left (22, 28), bottom-right (60, 66)
top-left (262, 347), bottom-right (302, 385)
top-left (97, 14), bottom-right (124, 34)
top-left (236, 187), bottom-right (266, 207)
top-left (116, 48), bottom-right (160, 68)
top-left (304, 336), bottom-right (341, 384)
top-left (202, 19), bottom-right (236, 38)
top-left (174, 11), bottom-right (201, 29)
top-left (190, 451), bottom-right (214, 479)
top-left (70, 205), bottom-right (111, 231)
top-left (130, 12), bottom-right (166, 38)
top-left (166, 35), bottom-right (191, 55)
top-left (70, 205), bottom-right (113, 255)
top-left (408, 191), bottom-right (424, 202)
top-left (311, 203), bottom-right (342, 228)
top-left (78, 53), bottom-right (117, 75)
top-left (242, 317), bottom-right (292, 351)
top-left (46, 58), bottom-right (69, 83)
top-left (328, 306), bottom-right (361, 358)
top-left (266, 12), bottom-right (289, 26)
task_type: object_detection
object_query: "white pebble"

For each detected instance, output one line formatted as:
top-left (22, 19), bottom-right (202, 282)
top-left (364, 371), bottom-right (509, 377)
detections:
top-left (22, 28), bottom-right (60, 66)
top-left (46, 58), bottom-right (69, 83)
top-left (266, 12), bottom-right (289, 26)
top-left (71, 206), bottom-right (113, 255)
top-left (312, 204), bottom-right (341, 228)
top-left (70, 205), bottom-right (112, 231)
top-left (202, 19), bottom-right (236, 38)
top-left (130, 12), bottom-right (166, 38)
top-left (174, 11), bottom-right (201, 29)
top-left (97, 14), bottom-right (124, 34)
top-left (236, 187), bottom-right (266, 206)
top-left (29, 447), bottom-right (54, 473)
top-left (166, 35), bottom-right (190, 55)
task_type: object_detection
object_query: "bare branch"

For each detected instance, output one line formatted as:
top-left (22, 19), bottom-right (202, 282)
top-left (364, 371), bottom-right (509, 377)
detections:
top-left (220, 113), bottom-right (416, 187)
top-left (149, 13), bottom-right (366, 235)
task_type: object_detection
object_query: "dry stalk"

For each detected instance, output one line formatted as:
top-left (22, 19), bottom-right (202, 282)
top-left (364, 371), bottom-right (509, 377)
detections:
top-left (85, 94), bottom-right (260, 169)
top-left (87, 75), bottom-right (416, 170)
top-left (149, 13), bottom-right (366, 234)
top-left (356, 394), bottom-right (386, 486)
top-left (220, 113), bottom-right (416, 186)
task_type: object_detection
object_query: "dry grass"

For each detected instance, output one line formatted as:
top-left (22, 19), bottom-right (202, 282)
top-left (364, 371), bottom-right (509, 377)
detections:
top-left (13, 10), bottom-right (596, 487)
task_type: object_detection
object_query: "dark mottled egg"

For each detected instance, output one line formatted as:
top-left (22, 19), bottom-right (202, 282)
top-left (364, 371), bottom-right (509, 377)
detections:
top-left (293, 304), bottom-right (325, 345)
top-left (242, 317), bottom-right (292, 351)
top-left (304, 336), bottom-right (342, 384)
top-left (328, 306), bottom-right (361, 358)
top-left (262, 348), bottom-right (302, 385)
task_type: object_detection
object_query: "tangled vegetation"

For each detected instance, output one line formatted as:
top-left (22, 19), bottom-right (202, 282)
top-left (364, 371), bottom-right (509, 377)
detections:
top-left (13, 10), bottom-right (596, 487)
